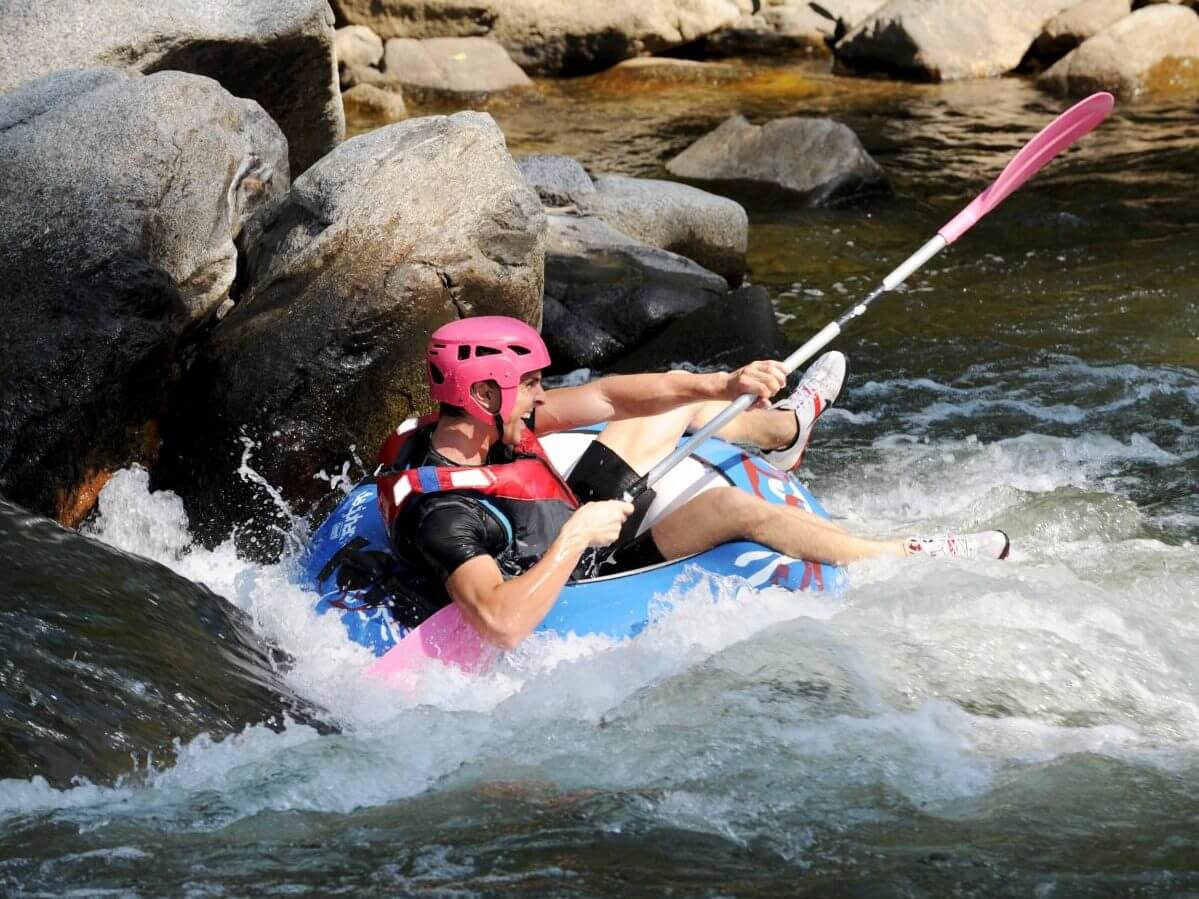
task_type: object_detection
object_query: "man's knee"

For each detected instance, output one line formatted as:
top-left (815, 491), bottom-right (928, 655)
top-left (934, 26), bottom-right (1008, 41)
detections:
top-left (695, 486), bottom-right (764, 533)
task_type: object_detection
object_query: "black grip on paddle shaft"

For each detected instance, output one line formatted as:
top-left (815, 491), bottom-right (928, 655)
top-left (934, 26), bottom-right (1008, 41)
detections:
top-left (622, 475), bottom-right (649, 503)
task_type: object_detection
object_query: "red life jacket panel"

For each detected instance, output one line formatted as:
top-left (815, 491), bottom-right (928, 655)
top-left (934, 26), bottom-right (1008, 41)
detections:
top-left (376, 415), bottom-right (579, 577)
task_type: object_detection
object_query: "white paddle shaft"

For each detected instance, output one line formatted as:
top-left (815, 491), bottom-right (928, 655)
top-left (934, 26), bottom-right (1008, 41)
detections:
top-left (637, 235), bottom-right (949, 495)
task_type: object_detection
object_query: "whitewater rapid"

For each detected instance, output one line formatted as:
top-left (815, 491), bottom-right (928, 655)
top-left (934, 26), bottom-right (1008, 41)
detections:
top-left (4, 355), bottom-right (1192, 870)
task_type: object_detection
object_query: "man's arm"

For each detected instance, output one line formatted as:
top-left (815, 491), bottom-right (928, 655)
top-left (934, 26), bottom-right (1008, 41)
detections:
top-left (445, 500), bottom-right (633, 649)
top-left (537, 361), bottom-right (788, 433)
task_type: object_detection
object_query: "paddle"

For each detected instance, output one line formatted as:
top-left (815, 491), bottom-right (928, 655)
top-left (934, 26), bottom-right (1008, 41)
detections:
top-left (369, 91), bottom-right (1115, 681)
top-left (625, 91), bottom-right (1115, 501)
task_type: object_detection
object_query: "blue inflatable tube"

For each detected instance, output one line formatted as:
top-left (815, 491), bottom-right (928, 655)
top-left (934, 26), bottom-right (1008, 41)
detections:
top-left (300, 428), bottom-right (847, 656)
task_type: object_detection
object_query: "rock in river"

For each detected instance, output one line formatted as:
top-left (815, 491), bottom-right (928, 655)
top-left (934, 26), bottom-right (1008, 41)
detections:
top-left (0, 496), bottom-right (322, 788)
top-left (584, 175), bottom-right (748, 285)
top-left (607, 284), bottom-right (787, 374)
top-left (0, 68), bottom-right (288, 526)
top-left (335, 24), bottom-right (385, 70)
top-left (382, 36), bottom-right (531, 101)
top-left (328, 0), bottom-right (752, 75)
top-left (666, 114), bottom-right (887, 208)
top-left (542, 213), bottom-right (729, 371)
top-left (1039, 4), bottom-right (1199, 97)
top-left (158, 112), bottom-right (545, 552)
top-left (835, 0), bottom-right (1076, 81)
top-left (518, 154), bottom-right (598, 208)
top-left (0, 0), bottom-right (342, 174)
top-left (698, 0), bottom-right (889, 55)
top-left (517, 156), bottom-right (748, 284)
top-left (1029, 0), bottom-right (1131, 65)
top-left (341, 82), bottom-right (408, 121)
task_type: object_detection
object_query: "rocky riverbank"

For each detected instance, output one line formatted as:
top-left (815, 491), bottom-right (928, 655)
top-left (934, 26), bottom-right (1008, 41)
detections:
top-left (2, 0), bottom-right (1198, 547)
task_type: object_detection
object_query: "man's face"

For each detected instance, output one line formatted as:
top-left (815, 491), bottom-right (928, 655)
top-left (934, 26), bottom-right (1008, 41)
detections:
top-left (472, 372), bottom-right (546, 444)
top-left (503, 371), bottom-right (546, 443)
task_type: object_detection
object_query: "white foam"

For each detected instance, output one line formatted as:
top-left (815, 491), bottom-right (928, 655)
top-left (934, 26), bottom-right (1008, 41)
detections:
top-left (25, 377), bottom-right (1194, 842)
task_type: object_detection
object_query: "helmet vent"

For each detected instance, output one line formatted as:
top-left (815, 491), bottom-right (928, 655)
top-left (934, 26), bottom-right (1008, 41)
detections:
top-left (509, 344), bottom-right (531, 356)
top-left (429, 363), bottom-right (445, 384)
top-left (457, 345), bottom-right (472, 360)
top-left (475, 346), bottom-right (501, 357)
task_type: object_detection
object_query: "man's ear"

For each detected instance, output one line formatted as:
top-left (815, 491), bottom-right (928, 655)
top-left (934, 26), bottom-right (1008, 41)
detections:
top-left (471, 380), bottom-right (501, 414)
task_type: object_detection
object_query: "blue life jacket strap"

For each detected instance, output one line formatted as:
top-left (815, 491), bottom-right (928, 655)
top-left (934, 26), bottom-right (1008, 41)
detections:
top-left (476, 497), bottom-right (515, 548)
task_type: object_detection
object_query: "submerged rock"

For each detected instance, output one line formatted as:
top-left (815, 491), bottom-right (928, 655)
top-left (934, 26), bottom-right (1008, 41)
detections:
top-left (0, 498), bottom-right (321, 788)
top-left (1039, 4), bottom-right (1199, 97)
top-left (542, 213), bottom-right (728, 371)
top-left (0, 0), bottom-right (342, 174)
top-left (591, 57), bottom-right (750, 83)
top-left (0, 68), bottom-right (288, 526)
top-left (159, 112), bottom-right (545, 551)
top-left (328, 0), bottom-right (751, 75)
top-left (1030, 0), bottom-right (1131, 65)
top-left (836, 0), bottom-right (1075, 81)
top-left (666, 114), bottom-right (887, 207)
top-left (382, 36), bottom-right (531, 100)
top-left (341, 82), bottom-right (409, 121)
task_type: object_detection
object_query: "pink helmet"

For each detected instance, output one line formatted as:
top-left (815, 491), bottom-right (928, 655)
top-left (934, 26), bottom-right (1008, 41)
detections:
top-left (426, 316), bottom-right (552, 424)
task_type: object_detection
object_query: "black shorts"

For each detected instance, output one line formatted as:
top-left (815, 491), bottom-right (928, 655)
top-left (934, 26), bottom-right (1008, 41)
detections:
top-left (566, 441), bottom-right (666, 577)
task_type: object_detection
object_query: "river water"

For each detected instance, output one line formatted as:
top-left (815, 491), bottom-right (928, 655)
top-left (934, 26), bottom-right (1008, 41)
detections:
top-left (2, 62), bottom-right (1197, 895)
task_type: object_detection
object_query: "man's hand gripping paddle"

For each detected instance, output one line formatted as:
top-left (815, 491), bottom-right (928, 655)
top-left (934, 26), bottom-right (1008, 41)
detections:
top-left (367, 92), bottom-right (1114, 681)
top-left (625, 91), bottom-right (1115, 501)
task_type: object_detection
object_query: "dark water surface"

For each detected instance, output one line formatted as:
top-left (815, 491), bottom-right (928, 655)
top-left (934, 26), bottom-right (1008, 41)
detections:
top-left (3, 62), bottom-right (1197, 896)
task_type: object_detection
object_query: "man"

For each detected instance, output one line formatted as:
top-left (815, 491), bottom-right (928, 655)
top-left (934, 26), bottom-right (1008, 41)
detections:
top-left (378, 316), bottom-right (1008, 649)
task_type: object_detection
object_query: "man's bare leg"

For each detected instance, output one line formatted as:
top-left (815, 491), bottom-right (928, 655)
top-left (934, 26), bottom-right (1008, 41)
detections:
top-left (595, 402), bottom-right (797, 474)
top-left (686, 400), bottom-right (798, 449)
top-left (651, 486), bottom-right (903, 565)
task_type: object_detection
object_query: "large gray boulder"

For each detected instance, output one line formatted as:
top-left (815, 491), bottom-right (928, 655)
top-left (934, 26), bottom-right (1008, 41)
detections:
top-left (0, 0), bottom-right (342, 173)
top-left (836, 0), bottom-right (1077, 81)
top-left (666, 114), bottom-right (887, 208)
top-left (0, 68), bottom-right (288, 525)
top-left (1039, 4), bottom-right (1199, 96)
top-left (382, 36), bottom-right (531, 100)
top-left (584, 176), bottom-right (748, 285)
top-left (329, 0), bottom-right (752, 75)
top-left (1031, 0), bottom-right (1131, 63)
top-left (518, 154), bottom-right (597, 207)
top-left (516, 156), bottom-right (749, 285)
top-left (0, 498), bottom-right (319, 788)
top-left (158, 113), bottom-right (546, 546)
top-left (542, 214), bottom-right (729, 371)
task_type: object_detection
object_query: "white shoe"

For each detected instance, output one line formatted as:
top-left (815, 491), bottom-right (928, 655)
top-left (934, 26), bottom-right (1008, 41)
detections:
top-left (904, 530), bottom-right (1011, 560)
top-left (762, 351), bottom-right (847, 473)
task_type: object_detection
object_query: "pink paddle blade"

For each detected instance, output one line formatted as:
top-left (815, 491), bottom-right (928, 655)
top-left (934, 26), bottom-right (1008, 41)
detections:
top-left (939, 92), bottom-right (1114, 245)
top-left (367, 603), bottom-right (496, 680)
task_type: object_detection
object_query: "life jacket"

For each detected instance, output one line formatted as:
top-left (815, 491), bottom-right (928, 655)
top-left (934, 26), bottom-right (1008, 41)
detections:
top-left (376, 414), bottom-right (580, 578)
